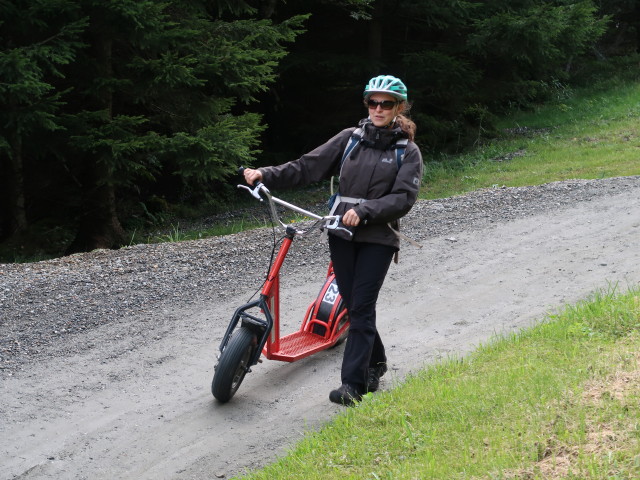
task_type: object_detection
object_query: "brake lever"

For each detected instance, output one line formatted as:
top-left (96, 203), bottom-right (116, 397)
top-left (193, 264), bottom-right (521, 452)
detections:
top-left (324, 216), bottom-right (341, 230)
top-left (237, 182), bottom-right (268, 201)
top-left (324, 216), bottom-right (353, 238)
top-left (333, 227), bottom-right (354, 237)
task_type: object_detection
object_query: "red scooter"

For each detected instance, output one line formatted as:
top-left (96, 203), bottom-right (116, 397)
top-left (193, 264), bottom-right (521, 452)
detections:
top-left (211, 174), bottom-right (351, 403)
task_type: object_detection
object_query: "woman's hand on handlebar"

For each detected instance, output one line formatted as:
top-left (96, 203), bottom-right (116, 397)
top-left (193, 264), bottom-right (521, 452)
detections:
top-left (342, 208), bottom-right (361, 227)
top-left (243, 168), bottom-right (263, 186)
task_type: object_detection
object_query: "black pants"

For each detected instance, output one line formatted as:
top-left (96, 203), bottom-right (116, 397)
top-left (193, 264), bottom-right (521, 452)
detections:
top-left (328, 235), bottom-right (395, 391)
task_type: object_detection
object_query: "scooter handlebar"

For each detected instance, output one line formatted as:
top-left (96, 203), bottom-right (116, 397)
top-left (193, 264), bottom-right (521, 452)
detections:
top-left (236, 166), bottom-right (352, 237)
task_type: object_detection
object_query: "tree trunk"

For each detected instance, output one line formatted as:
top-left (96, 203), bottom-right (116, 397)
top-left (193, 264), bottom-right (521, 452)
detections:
top-left (259, 0), bottom-right (278, 19)
top-left (368, 0), bottom-right (384, 63)
top-left (66, 31), bottom-right (126, 254)
top-left (0, 155), bottom-right (10, 241)
top-left (65, 156), bottom-right (126, 254)
top-left (4, 132), bottom-right (29, 238)
top-left (635, 1), bottom-right (640, 53)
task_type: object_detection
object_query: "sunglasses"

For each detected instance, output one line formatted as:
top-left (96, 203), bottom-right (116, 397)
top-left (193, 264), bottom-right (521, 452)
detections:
top-left (367, 99), bottom-right (398, 110)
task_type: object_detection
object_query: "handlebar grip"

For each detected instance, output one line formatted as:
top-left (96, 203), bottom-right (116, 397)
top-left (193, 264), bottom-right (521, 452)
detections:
top-left (238, 166), bottom-right (245, 175)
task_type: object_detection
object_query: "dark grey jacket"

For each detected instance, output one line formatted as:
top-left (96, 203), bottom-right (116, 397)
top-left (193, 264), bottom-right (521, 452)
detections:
top-left (259, 119), bottom-right (423, 249)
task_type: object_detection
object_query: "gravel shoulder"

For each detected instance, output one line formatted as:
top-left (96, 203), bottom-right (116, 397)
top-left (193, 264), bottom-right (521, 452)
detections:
top-left (1, 176), bottom-right (639, 479)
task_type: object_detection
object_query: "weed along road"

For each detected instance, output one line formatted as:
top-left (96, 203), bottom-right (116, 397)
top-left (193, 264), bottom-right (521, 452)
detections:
top-left (1, 177), bottom-right (639, 479)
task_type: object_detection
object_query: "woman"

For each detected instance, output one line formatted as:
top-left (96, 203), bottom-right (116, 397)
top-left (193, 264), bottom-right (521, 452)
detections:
top-left (243, 75), bottom-right (423, 406)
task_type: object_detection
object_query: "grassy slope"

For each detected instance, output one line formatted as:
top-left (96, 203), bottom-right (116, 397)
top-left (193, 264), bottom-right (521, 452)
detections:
top-left (423, 80), bottom-right (640, 199)
top-left (243, 289), bottom-right (640, 480)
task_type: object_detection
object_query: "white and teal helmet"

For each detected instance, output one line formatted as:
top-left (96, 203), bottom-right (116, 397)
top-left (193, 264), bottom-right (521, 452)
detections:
top-left (364, 75), bottom-right (408, 101)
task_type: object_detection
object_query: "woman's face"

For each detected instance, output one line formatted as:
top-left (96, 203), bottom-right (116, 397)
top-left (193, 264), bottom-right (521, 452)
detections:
top-left (366, 93), bottom-right (401, 128)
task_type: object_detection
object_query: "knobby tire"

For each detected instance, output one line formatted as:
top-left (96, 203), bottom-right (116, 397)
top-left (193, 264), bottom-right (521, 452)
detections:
top-left (212, 327), bottom-right (257, 403)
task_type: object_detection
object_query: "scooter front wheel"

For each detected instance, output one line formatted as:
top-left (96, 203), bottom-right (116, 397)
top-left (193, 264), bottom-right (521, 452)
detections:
top-left (212, 327), bottom-right (257, 403)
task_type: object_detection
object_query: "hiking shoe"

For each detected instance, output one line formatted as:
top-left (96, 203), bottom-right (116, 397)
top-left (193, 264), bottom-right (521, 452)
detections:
top-left (329, 384), bottom-right (362, 407)
top-left (367, 363), bottom-right (388, 393)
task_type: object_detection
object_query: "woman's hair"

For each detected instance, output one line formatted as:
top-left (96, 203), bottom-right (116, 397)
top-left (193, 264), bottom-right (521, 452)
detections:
top-left (396, 102), bottom-right (416, 141)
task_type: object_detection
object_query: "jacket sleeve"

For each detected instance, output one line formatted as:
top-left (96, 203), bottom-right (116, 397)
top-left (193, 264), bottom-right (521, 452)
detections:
top-left (259, 128), bottom-right (354, 190)
top-left (354, 142), bottom-right (423, 224)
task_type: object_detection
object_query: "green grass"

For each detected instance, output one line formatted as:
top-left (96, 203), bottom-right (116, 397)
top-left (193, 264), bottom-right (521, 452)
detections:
top-left (134, 218), bottom-right (261, 245)
top-left (125, 184), bottom-right (331, 247)
top-left (239, 287), bottom-right (640, 479)
top-left (423, 79), bottom-right (640, 199)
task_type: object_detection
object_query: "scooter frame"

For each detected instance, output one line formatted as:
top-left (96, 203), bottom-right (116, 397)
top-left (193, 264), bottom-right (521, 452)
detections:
top-left (211, 180), bottom-right (351, 403)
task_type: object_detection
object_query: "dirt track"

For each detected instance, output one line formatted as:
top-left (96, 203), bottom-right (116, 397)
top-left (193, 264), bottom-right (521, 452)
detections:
top-left (2, 177), bottom-right (640, 479)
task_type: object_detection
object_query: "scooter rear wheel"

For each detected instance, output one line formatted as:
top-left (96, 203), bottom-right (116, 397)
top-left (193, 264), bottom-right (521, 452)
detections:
top-left (212, 327), bottom-right (257, 403)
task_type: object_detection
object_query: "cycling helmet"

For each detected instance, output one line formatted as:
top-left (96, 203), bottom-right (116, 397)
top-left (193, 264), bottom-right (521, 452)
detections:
top-left (363, 75), bottom-right (408, 101)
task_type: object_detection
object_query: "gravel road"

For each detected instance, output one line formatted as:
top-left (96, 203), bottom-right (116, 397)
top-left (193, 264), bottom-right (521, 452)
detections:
top-left (1, 175), bottom-right (639, 479)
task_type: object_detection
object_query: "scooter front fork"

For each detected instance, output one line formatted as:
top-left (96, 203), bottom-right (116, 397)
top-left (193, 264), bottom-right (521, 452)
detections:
top-left (218, 295), bottom-right (273, 368)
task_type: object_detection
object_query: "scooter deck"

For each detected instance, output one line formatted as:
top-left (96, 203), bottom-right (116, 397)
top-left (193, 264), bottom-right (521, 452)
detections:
top-left (264, 330), bottom-right (335, 362)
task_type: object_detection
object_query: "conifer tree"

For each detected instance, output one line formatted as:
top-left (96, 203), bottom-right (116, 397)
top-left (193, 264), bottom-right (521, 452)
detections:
top-left (0, 0), bottom-right (85, 239)
top-left (1, 0), bottom-right (306, 252)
